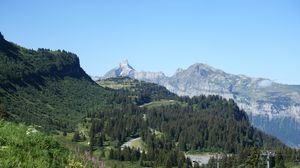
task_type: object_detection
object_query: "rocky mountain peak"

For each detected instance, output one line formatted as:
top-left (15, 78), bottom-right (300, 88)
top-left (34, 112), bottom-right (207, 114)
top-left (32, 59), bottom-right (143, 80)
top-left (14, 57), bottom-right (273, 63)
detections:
top-left (193, 63), bottom-right (217, 71)
top-left (179, 63), bottom-right (225, 79)
top-left (119, 59), bottom-right (133, 69)
top-left (102, 60), bottom-right (167, 84)
top-left (118, 59), bottom-right (135, 76)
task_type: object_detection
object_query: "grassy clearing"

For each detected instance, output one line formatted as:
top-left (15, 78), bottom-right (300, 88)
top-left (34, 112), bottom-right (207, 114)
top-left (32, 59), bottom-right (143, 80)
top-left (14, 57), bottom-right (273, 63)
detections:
top-left (141, 99), bottom-right (184, 108)
top-left (97, 80), bottom-right (134, 90)
top-left (131, 138), bottom-right (147, 151)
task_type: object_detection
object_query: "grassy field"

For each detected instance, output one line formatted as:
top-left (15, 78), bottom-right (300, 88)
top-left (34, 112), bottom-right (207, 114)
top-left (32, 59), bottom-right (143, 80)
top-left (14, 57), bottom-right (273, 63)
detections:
top-left (97, 80), bottom-right (135, 90)
top-left (140, 99), bottom-right (186, 108)
top-left (131, 138), bottom-right (147, 151)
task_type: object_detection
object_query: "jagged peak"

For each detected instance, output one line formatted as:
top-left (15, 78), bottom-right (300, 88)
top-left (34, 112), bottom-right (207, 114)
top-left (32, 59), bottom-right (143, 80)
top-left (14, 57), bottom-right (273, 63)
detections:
top-left (119, 59), bottom-right (134, 70)
top-left (116, 59), bottom-right (135, 77)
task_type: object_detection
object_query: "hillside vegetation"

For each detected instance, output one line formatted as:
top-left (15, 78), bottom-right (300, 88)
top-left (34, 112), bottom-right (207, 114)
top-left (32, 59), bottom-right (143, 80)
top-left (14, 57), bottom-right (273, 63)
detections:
top-left (0, 119), bottom-right (91, 167)
top-left (1, 33), bottom-right (298, 167)
top-left (0, 33), bottom-right (112, 131)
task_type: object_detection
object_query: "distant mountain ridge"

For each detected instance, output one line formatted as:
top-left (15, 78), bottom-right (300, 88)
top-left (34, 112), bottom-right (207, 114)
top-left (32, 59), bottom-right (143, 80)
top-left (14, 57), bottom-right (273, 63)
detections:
top-left (102, 60), bottom-right (300, 147)
top-left (103, 60), bottom-right (166, 84)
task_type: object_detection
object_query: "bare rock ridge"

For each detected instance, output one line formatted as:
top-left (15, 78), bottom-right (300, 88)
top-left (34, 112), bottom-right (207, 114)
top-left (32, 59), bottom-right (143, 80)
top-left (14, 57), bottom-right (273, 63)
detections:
top-left (101, 60), bottom-right (300, 147)
top-left (103, 60), bottom-right (166, 84)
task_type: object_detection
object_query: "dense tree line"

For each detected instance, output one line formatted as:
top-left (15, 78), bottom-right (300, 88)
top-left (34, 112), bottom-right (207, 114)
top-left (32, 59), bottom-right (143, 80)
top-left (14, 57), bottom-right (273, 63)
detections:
top-left (88, 103), bottom-right (146, 147)
top-left (109, 147), bottom-right (141, 162)
top-left (145, 95), bottom-right (283, 153)
top-left (87, 88), bottom-right (285, 167)
top-left (107, 131), bottom-right (193, 167)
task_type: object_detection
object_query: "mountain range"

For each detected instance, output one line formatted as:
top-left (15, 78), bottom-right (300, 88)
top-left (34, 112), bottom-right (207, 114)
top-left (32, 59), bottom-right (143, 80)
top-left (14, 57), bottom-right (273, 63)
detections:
top-left (102, 60), bottom-right (300, 147)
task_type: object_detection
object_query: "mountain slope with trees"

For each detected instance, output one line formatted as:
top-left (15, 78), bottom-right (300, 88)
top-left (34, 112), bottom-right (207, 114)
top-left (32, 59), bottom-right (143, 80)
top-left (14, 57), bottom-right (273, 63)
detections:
top-left (0, 33), bottom-right (294, 167)
top-left (0, 32), bottom-right (113, 131)
top-left (102, 60), bottom-right (300, 147)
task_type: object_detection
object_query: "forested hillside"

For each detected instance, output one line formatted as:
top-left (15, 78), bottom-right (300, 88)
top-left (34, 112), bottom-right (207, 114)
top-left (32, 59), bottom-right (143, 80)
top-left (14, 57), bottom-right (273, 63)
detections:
top-left (89, 78), bottom-right (287, 167)
top-left (0, 33), bottom-right (113, 131)
top-left (0, 33), bottom-right (294, 167)
top-left (97, 77), bottom-right (177, 105)
top-left (145, 96), bottom-right (283, 153)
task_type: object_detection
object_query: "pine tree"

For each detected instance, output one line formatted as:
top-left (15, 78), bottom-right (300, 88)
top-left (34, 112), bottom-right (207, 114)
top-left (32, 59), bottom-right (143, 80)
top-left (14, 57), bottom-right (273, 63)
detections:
top-left (275, 151), bottom-right (286, 168)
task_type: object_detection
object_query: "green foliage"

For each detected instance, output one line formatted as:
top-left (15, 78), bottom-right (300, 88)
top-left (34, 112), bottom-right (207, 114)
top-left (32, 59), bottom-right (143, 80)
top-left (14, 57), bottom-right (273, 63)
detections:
top-left (109, 147), bottom-right (141, 161)
top-left (145, 96), bottom-right (284, 153)
top-left (98, 77), bottom-right (177, 105)
top-left (0, 103), bottom-right (7, 118)
top-left (72, 131), bottom-right (81, 142)
top-left (275, 151), bottom-right (286, 168)
top-left (245, 147), bottom-right (261, 168)
top-left (0, 35), bottom-right (290, 167)
top-left (0, 120), bottom-right (69, 167)
top-left (89, 78), bottom-right (286, 167)
top-left (0, 36), bottom-right (114, 132)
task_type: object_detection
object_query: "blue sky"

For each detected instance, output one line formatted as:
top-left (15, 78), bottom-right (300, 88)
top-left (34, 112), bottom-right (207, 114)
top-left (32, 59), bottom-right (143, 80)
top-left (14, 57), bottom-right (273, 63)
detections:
top-left (1, 0), bottom-right (300, 84)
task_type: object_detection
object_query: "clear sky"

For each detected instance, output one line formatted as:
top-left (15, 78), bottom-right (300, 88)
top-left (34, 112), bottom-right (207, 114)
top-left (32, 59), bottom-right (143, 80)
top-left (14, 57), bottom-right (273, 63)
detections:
top-left (1, 0), bottom-right (300, 84)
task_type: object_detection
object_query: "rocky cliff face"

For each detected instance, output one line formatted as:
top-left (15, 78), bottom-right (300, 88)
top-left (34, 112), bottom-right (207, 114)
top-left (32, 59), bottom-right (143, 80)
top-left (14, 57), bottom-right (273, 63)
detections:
top-left (102, 61), bottom-right (300, 147)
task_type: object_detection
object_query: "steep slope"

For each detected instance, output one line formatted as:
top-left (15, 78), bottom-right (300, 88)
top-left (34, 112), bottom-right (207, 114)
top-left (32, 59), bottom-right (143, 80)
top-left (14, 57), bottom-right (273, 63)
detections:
top-left (103, 61), bottom-right (300, 147)
top-left (0, 33), bottom-right (110, 131)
